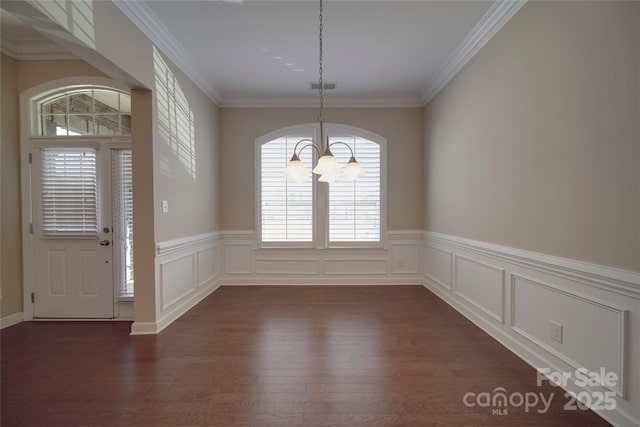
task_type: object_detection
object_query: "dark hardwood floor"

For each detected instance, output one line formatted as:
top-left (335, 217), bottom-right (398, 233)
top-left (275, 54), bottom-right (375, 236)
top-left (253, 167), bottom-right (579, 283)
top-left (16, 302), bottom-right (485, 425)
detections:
top-left (2, 286), bottom-right (610, 426)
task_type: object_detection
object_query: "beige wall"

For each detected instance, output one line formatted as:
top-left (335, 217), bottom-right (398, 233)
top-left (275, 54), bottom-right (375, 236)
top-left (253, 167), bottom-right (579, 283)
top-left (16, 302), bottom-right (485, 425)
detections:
top-left (17, 59), bottom-right (108, 92)
top-left (153, 50), bottom-right (221, 242)
top-left (424, 1), bottom-right (640, 272)
top-left (22, 0), bottom-right (153, 89)
top-left (1, 54), bottom-right (22, 317)
top-left (130, 88), bottom-right (156, 323)
top-left (220, 107), bottom-right (423, 230)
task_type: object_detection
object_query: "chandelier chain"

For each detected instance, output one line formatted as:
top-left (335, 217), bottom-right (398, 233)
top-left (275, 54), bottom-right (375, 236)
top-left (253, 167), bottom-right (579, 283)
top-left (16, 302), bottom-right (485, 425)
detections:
top-left (318, 0), bottom-right (324, 124)
top-left (284, 0), bottom-right (364, 183)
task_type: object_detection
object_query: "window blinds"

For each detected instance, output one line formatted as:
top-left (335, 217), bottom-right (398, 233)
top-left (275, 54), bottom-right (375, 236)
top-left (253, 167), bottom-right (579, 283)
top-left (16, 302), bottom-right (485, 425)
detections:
top-left (40, 148), bottom-right (98, 235)
top-left (260, 136), bottom-right (313, 242)
top-left (113, 150), bottom-right (134, 297)
top-left (328, 136), bottom-right (381, 242)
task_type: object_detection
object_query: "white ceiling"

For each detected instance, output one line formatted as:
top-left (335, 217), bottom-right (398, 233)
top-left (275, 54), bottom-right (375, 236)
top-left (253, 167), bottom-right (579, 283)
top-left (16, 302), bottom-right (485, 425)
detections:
top-left (142, 0), bottom-right (495, 106)
top-left (2, 1), bottom-right (527, 107)
top-left (144, 0), bottom-right (494, 105)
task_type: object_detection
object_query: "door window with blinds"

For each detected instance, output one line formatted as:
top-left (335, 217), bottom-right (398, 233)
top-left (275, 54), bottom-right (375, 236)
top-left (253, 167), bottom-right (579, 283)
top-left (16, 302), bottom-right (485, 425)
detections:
top-left (257, 124), bottom-right (385, 247)
top-left (40, 148), bottom-right (98, 235)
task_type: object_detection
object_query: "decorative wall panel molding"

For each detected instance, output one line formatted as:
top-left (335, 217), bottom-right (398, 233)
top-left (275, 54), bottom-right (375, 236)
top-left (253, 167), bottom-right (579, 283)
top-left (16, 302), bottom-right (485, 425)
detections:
top-left (132, 231), bottom-right (222, 335)
top-left (220, 230), bottom-right (424, 285)
top-left (454, 254), bottom-right (505, 323)
top-left (422, 231), bottom-right (640, 427)
top-left (159, 253), bottom-right (195, 311)
top-left (254, 258), bottom-right (322, 275)
top-left (510, 274), bottom-right (627, 398)
top-left (391, 243), bottom-right (421, 275)
top-left (424, 244), bottom-right (453, 290)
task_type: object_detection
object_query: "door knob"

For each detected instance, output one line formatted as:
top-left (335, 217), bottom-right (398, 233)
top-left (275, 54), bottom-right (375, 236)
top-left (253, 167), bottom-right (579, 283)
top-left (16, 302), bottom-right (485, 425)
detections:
top-left (99, 240), bottom-right (110, 246)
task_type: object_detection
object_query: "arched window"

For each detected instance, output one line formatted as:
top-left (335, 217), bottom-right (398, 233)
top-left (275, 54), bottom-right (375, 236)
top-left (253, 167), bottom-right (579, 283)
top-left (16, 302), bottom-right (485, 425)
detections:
top-left (37, 88), bottom-right (131, 136)
top-left (256, 123), bottom-right (386, 248)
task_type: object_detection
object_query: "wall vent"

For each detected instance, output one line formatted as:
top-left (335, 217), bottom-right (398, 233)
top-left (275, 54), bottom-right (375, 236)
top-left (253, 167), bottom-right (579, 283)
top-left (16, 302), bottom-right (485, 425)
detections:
top-left (310, 82), bottom-right (336, 90)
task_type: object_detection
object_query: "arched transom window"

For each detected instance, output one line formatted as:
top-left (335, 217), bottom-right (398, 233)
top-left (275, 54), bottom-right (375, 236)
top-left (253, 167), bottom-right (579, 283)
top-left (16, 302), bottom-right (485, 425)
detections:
top-left (37, 88), bottom-right (131, 136)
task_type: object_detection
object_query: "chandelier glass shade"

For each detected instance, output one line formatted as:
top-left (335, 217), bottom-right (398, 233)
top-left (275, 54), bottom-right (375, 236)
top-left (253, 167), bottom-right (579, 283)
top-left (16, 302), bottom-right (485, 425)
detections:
top-left (283, 0), bottom-right (365, 184)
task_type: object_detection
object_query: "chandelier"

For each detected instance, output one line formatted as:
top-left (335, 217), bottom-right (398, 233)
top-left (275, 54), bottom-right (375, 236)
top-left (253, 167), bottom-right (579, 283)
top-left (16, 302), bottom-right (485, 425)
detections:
top-left (284, 0), bottom-right (364, 184)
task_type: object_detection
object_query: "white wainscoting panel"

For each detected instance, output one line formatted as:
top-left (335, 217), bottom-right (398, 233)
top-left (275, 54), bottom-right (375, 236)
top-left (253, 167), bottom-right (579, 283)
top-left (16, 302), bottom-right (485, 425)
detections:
top-left (159, 253), bottom-right (195, 311)
top-left (424, 245), bottom-right (452, 290)
top-left (131, 232), bottom-right (222, 335)
top-left (391, 243), bottom-right (420, 274)
top-left (454, 255), bottom-right (505, 323)
top-left (197, 246), bottom-right (217, 287)
top-left (422, 231), bottom-right (640, 427)
top-left (324, 258), bottom-right (388, 275)
top-left (255, 258), bottom-right (321, 275)
top-left (511, 274), bottom-right (627, 397)
top-left (221, 231), bottom-right (423, 285)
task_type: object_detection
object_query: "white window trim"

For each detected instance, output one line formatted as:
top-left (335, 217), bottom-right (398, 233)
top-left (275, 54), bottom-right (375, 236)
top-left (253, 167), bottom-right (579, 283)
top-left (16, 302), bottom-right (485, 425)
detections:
top-left (255, 123), bottom-right (387, 249)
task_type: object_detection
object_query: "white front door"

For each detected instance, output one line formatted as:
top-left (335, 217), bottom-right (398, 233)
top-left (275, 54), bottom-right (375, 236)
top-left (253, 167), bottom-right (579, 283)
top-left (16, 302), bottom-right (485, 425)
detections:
top-left (31, 141), bottom-right (117, 318)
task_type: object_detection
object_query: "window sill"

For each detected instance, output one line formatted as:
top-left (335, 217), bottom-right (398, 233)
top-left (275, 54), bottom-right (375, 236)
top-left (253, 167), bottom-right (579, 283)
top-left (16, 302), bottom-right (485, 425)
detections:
top-left (256, 244), bottom-right (386, 252)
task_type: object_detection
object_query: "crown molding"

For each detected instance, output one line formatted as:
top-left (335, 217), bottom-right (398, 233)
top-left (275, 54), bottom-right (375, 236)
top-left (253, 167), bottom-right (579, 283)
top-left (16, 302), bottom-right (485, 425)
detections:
top-left (112, 0), bottom-right (222, 105)
top-left (221, 95), bottom-right (425, 108)
top-left (421, 0), bottom-right (527, 104)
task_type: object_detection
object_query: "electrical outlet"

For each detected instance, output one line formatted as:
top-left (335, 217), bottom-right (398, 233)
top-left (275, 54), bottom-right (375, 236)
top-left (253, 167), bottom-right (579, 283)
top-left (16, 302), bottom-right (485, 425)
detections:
top-left (550, 321), bottom-right (563, 343)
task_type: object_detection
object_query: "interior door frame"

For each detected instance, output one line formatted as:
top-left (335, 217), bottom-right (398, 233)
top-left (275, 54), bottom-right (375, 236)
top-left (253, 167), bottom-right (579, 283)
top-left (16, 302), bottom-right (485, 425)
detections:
top-left (20, 77), bottom-right (131, 321)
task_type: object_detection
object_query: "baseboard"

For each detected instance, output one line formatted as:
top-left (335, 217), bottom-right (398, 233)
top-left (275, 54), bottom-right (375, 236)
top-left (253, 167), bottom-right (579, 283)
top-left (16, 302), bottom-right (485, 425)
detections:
top-left (222, 277), bottom-right (423, 286)
top-left (129, 321), bottom-right (157, 335)
top-left (1, 311), bottom-right (23, 329)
